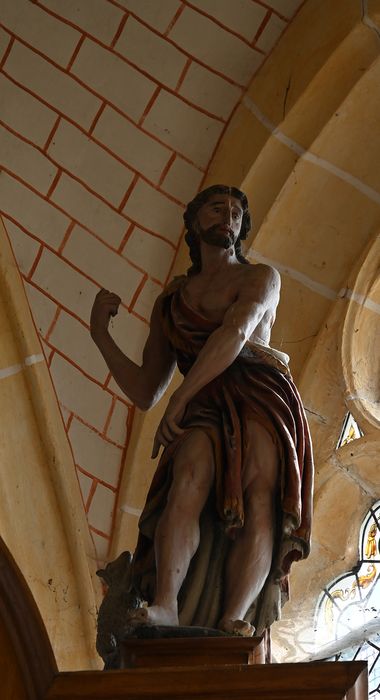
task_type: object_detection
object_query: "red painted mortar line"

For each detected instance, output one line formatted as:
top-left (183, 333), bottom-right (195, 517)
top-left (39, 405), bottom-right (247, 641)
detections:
top-left (66, 33), bottom-right (86, 71)
top-left (138, 86), bottom-right (161, 127)
top-left (88, 101), bottom-right (106, 135)
top-left (130, 309), bottom-right (150, 326)
top-left (249, 0), bottom-right (290, 22)
top-left (253, 10), bottom-right (272, 43)
top-left (26, 244), bottom-right (44, 281)
top-left (104, 372), bottom-right (112, 389)
top-left (77, 468), bottom-right (119, 496)
top-left (118, 173), bottom-right (139, 212)
top-left (96, 1), bottom-right (247, 89)
top-left (163, 88), bottom-right (227, 124)
top-left (103, 396), bottom-right (116, 436)
top-left (70, 410), bottom-right (131, 448)
top-left (119, 218), bottom-right (177, 250)
top-left (25, 278), bottom-right (96, 333)
top-left (1, 69), bottom-right (206, 175)
top-left (85, 479), bottom-right (98, 513)
top-left (174, 56), bottom-right (191, 93)
top-left (3, 141), bottom-right (182, 249)
top-left (158, 152), bottom-right (176, 187)
top-left (1, 18), bottom-right (237, 119)
top-left (110, 11), bottom-right (129, 48)
top-left (89, 524), bottom-right (112, 540)
top-left (3, 214), bottom-right (101, 300)
top-left (0, 102), bottom-right (198, 213)
top-left (0, 34), bottom-right (14, 70)
top-left (106, 390), bottom-right (132, 412)
top-left (46, 348), bottom-right (54, 367)
top-left (150, 276), bottom-right (164, 288)
top-left (183, 0), bottom-right (265, 51)
top-left (44, 306), bottom-right (61, 343)
top-left (46, 169), bottom-right (62, 199)
top-left (128, 273), bottom-right (148, 312)
top-left (6, 209), bottom-right (161, 320)
top-left (44, 342), bottom-right (113, 389)
top-left (65, 412), bottom-right (74, 432)
top-left (164, 3), bottom-right (185, 36)
top-left (58, 220), bottom-right (75, 255)
top-left (0, 162), bottom-right (131, 248)
top-left (43, 115), bottom-right (61, 152)
top-left (43, 325), bottom-right (148, 411)
top-left (117, 222), bottom-right (135, 253)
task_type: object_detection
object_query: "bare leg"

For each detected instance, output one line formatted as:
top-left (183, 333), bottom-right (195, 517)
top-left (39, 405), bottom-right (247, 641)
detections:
top-left (218, 420), bottom-right (279, 636)
top-left (130, 429), bottom-right (214, 626)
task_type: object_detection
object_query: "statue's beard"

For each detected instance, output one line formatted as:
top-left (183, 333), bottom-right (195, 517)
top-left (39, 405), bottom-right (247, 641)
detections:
top-left (200, 224), bottom-right (235, 250)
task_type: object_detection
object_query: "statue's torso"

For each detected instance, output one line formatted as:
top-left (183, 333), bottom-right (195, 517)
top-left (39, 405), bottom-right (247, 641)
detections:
top-left (181, 263), bottom-right (277, 346)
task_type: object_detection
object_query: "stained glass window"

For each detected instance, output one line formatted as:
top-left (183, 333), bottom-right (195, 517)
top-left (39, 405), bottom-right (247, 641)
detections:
top-left (315, 501), bottom-right (380, 696)
top-left (337, 412), bottom-right (363, 448)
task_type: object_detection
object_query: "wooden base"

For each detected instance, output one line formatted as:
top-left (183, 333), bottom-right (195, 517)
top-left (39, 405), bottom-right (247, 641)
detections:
top-left (46, 661), bottom-right (368, 699)
top-left (1, 536), bottom-right (368, 700)
top-left (120, 635), bottom-right (265, 668)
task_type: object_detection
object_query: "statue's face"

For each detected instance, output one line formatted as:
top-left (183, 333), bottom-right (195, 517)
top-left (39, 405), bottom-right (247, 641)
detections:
top-left (195, 194), bottom-right (243, 250)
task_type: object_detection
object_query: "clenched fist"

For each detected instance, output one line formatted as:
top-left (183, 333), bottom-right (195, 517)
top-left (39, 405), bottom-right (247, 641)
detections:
top-left (90, 288), bottom-right (121, 341)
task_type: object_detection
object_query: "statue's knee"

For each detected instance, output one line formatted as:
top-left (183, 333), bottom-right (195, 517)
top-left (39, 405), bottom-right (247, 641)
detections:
top-left (172, 435), bottom-right (214, 495)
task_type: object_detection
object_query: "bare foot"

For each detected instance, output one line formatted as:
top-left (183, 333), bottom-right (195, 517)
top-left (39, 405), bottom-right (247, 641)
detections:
top-left (126, 604), bottom-right (179, 627)
top-left (217, 617), bottom-right (255, 637)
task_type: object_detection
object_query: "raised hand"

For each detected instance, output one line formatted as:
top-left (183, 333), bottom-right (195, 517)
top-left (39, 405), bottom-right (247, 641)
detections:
top-left (90, 288), bottom-right (121, 341)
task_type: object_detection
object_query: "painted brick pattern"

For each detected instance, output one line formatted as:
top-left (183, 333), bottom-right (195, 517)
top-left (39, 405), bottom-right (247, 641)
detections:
top-left (122, 178), bottom-right (183, 244)
top-left (50, 173), bottom-right (128, 248)
top-left (115, 17), bottom-right (187, 89)
top-left (2, 0), bottom-right (80, 66)
top-left (0, 74), bottom-right (57, 147)
top-left (0, 124), bottom-right (57, 194)
top-left (47, 120), bottom-right (135, 207)
top-left (0, 0), bottom-right (296, 560)
top-left (5, 219), bottom-right (41, 277)
top-left (122, 227), bottom-right (175, 284)
top-left (93, 106), bottom-right (171, 184)
top-left (143, 90), bottom-right (224, 169)
top-left (169, 8), bottom-right (264, 85)
top-left (71, 39), bottom-right (157, 123)
top-left (0, 28), bottom-right (11, 60)
top-left (39, 0), bottom-right (125, 44)
top-left (4, 42), bottom-right (101, 130)
top-left (186, 0), bottom-right (267, 43)
top-left (115, 0), bottom-right (181, 33)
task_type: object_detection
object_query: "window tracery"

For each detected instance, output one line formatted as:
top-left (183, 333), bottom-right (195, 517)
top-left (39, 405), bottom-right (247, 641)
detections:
top-left (315, 501), bottom-right (380, 696)
top-left (337, 412), bottom-right (363, 449)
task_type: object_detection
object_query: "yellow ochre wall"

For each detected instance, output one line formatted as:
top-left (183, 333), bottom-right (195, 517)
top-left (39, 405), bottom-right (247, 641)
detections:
top-left (0, 218), bottom-right (102, 669)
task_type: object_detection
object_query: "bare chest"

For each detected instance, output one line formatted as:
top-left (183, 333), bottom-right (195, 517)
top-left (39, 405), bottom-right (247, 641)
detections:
top-left (183, 275), bottom-right (240, 323)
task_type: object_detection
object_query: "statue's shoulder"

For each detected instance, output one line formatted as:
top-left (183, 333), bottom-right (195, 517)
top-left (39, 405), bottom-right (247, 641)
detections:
top-left (161, 274), bottom-right (187, 298)
top-left (243, 262), bottom-right (281, 286)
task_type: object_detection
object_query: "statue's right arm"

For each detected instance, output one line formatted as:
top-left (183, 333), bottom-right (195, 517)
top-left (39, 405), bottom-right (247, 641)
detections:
top-left (90, 288), bottom-right (176, 411)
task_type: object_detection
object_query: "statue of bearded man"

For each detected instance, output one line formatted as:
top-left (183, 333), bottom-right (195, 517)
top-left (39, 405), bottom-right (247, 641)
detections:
top-left (90, 184), bottom-right (313, 644)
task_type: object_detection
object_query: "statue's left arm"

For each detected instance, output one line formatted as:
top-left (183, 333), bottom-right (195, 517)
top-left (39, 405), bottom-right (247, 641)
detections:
top-left (152, 264), bottom-right (280, 456)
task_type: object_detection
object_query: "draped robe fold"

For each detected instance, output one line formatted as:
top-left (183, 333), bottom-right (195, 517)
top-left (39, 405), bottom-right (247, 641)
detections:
top-left (132, 276), bottom-right (314, 635)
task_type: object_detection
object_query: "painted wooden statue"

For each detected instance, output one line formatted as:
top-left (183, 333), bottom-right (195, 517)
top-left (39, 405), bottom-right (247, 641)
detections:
top-left (90, 185), bottom-right (314, 664)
